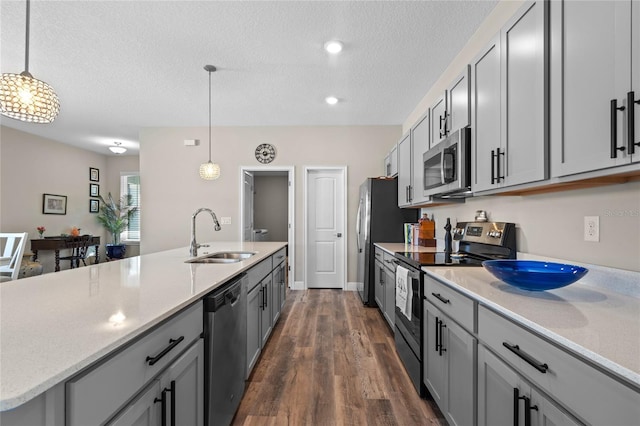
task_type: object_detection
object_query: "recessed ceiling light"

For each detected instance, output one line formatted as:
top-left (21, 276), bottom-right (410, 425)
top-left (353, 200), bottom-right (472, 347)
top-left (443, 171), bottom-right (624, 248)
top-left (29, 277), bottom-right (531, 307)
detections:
top-left (325, 96), bottom-right (339, 105)
top-left (324, 40), bottom-right (343, 54)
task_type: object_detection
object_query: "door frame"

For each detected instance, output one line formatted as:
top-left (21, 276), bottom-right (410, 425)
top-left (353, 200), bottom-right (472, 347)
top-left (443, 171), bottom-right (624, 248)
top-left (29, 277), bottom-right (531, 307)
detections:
top-left (239, 166), bottom-right (295, 289)
top-left (303, 166), bottom-right (347, 290)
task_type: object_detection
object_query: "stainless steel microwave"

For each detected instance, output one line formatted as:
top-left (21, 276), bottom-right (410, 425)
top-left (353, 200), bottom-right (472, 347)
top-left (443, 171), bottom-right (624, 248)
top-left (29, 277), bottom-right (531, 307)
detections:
top-left (423, 126), bottom-right (471, 198)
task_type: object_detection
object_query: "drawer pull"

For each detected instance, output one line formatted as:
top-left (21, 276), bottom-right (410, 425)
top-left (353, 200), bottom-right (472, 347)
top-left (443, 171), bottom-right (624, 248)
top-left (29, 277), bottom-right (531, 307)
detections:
top-left (503, 342), bottom-right (548, 373)
top-left (146, 336), bottom-right (184, 366)
top-left (432, 292), bottom-right (450, 305)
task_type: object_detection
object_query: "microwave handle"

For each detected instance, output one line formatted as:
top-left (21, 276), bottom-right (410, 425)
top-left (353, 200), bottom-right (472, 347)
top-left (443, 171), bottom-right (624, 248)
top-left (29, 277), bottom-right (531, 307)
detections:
top-left (440, 149), bottom-right (446, 184)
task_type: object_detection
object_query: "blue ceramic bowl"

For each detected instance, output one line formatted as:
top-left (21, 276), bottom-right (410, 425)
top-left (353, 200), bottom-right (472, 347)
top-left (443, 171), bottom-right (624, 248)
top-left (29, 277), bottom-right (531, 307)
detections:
top-left (482, 260), bottom-right (588, 291)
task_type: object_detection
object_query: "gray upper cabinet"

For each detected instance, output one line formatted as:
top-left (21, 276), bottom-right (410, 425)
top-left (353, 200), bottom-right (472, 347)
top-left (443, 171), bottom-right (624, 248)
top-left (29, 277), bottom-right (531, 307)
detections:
top-left (550, 0), bottom-right (640, 177)
top-left (397, 133), bottom-right (413, 207)
top-left (472, 34), bottom-right (502, 193)
top-left (384, 145), bottom-right (398, 177)
top-left (411, 111), bottom-right (430, 205)
top-left (430, 95), bottom-right (448, 148)
top-left (472, 0), bottom-right (547, 193)
top-left (447, 66), bottom-right (471, 134)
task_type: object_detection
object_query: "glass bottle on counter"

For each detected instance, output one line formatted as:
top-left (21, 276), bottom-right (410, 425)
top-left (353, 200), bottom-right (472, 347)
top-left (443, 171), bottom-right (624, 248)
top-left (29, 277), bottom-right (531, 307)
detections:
top-left (418, 214), bottom-right (436, 247)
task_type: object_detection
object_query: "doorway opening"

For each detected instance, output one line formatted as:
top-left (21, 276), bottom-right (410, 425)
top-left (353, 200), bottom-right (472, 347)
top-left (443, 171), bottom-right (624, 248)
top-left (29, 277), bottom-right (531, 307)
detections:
top-left (304, 166), bottom-right (347, 290)
top-left (240, 166), bottom-right (295, 289)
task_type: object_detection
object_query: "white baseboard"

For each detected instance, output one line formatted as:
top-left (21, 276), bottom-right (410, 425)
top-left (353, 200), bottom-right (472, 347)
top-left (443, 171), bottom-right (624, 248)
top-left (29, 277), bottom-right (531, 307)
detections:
top-left (344, 282), bottom-right (358, 291)
top-left (291, 281), bottom-right (358, 291)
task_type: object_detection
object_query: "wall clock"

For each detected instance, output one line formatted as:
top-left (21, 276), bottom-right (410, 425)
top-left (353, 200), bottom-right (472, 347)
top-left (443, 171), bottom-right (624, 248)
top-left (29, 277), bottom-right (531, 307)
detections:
top-left (255, 143), bottom-right (277, 164)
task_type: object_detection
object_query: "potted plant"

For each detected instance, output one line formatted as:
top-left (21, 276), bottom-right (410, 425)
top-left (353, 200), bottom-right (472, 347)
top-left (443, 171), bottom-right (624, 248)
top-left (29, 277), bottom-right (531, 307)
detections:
top-left (97, 193), bottom-right (138, 259)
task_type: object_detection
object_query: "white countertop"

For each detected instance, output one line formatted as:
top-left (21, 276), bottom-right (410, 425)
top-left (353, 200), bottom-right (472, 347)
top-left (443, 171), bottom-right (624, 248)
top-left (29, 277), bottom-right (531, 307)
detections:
top-left (0, 241), bottom-right (287, 411)
top-left (423, 264), bottom-right (640, 389)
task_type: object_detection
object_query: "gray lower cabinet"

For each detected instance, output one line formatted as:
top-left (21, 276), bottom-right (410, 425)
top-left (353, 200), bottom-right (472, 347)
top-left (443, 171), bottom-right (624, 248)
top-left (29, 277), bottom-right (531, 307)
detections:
top-left (66, 302), bottom-right (203, 426)
top-left (382, 259), bottom-right (395, 328)
top-left (550, 0), bottom-right (640, 177)
top-left (108, 340), bottom-right (204, 426)
top-left (246, 248), bottom-right (288, 379)
top-left (246, 279), bottom-right (262, 376)
top-left (472, 0), bottom-right (547, 193)
top-left (260, 274), bottom-right (274, 348)
top-left (374, 249), bottom-right (396, 330)
top-left (478, 345), bottom-right (579, 426)
top-left (107, 381), bottom-right (161, 426)
top-left (374, 257), bottom-right (384, 311)
top-left (423, 301), bottom-right (475, 426)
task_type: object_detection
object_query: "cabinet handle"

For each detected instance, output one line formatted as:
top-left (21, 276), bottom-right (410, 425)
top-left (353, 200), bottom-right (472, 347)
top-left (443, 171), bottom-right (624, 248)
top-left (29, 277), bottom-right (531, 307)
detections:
top-left (146, 336), bottom-right (184, 366)
top-left (439, 321), bottom-right (447, 356)
top-left (435, 317), bottom-right (440, 353)
top-left (513, 388), bottom-right (519, 426)
top-left (264, 285), bottom-right (268, 308)
top-left (168, 380), bottom-right (176, 426)
top-left (496, 147), bottom-right (504, 182)
top-left (431, 292), bottom-right (450, 305)
top-left (154, 388), bottom-right (167, 426)
top-left (491, 150), bottom-right (496, 184)
top-left (611, 99), bottom-right (626, 158)
top-left (502, 342), bottom-right (548, 373)
top-left (628, 91), bottom-right (640, 154)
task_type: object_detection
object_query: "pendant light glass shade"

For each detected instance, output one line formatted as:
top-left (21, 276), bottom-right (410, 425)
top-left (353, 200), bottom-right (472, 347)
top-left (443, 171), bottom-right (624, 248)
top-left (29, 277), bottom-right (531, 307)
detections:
top-left (200, 65), bottom-right (220, 180)
top-left (0, 1), bottom-right (60, 123)
top-left (199, 161), bottom-right (221, 180)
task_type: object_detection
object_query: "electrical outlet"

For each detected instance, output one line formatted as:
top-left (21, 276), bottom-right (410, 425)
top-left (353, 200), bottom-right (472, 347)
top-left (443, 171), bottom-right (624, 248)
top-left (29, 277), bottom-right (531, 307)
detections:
top-left (584, 216), bottom-right (599, 242)
top-left (220, 217), bottom-right (231, 225)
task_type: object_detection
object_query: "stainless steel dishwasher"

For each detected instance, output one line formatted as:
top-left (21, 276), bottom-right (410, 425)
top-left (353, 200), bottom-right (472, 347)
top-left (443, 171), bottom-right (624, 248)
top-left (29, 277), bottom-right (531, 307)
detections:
top-left (204, 273), bottom-right (247, 426)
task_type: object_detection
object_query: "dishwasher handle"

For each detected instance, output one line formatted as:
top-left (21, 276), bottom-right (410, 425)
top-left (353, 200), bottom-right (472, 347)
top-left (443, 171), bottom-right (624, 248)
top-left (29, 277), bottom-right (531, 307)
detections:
top-left (204, 274), bottom-right (245, 312)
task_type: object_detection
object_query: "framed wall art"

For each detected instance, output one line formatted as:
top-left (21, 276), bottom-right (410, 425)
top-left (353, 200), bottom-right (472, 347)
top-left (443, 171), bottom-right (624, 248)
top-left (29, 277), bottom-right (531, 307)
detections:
top-left (90, 183), bottom-right (100, 197)
top-left (90, 167), bottom-right (100, 182)
top-left (43, 194), bottom-right (67, 215)
top-left (89, 199), bottom-right (100, 213)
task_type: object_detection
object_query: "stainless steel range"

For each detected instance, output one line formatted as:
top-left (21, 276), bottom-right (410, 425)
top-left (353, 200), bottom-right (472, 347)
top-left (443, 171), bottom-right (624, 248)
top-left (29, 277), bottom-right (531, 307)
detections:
top-left (393, 221), bottom-right (516, 396)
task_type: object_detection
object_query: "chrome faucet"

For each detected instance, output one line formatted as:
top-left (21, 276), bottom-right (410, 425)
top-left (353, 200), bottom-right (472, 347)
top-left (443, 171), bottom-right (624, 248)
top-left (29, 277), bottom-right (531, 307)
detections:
top-left (190, 208), bottom-right (222, 257)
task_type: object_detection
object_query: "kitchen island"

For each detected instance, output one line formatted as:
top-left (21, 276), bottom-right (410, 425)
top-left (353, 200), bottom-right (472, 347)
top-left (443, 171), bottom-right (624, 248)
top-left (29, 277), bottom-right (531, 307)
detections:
top-left (0, 241), bottom-right (287, 422)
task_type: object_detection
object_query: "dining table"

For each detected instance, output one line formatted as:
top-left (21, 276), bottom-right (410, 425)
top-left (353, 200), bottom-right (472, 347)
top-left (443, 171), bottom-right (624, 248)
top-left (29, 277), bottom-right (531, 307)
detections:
top-left (31, 236), bottom-right (100, 272)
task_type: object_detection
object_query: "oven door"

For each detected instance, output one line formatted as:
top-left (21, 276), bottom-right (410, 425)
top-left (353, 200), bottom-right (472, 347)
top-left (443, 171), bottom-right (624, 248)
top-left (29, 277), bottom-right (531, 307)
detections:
top-left (394, 266), bottom-right (421, 355)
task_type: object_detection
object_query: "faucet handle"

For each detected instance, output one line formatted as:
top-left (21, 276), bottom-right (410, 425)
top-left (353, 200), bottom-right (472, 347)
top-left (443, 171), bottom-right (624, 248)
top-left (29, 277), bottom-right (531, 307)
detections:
top-left (200, 244), bottom-right (210, 248)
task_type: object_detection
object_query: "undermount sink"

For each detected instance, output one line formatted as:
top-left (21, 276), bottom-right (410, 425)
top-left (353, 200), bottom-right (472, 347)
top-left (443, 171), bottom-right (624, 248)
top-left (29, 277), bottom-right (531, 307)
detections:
top-left (186, 251), bottom-right (256, 264)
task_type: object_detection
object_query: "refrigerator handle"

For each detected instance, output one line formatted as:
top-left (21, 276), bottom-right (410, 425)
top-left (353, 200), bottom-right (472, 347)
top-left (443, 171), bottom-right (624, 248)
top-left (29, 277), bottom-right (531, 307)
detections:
top-left (356, 199), bottom-right (362, 252)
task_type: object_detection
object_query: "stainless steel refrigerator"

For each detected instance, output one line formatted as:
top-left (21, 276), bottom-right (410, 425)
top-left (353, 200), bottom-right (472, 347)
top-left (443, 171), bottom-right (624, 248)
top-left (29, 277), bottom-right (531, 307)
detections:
top-left (356, 178), bottom-right (418, 305)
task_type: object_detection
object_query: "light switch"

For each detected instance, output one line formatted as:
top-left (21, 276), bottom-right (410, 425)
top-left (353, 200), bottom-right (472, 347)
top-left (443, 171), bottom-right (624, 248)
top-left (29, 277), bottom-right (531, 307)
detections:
top-left (220, 217), bottom-right (231, 225)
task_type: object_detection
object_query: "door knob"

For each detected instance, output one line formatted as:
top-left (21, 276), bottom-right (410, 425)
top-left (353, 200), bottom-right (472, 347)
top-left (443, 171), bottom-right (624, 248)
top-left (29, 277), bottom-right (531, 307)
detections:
top-left (336, 233), bottom-right (342, 238)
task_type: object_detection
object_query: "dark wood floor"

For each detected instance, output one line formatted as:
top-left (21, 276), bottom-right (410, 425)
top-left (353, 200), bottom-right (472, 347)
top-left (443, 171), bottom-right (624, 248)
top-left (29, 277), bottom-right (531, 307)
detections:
top-left (233, 290), bottom-right (445, 425)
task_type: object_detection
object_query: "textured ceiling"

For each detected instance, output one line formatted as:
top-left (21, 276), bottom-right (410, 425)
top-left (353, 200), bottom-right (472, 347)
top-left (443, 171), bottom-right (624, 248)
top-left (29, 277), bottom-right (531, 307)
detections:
top-left (0, 0), bottom-right (497, 155)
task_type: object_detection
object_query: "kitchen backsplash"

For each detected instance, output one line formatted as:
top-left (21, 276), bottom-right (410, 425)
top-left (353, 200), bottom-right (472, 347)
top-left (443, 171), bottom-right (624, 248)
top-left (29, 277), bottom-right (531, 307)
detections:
top-left (422, 180), bottom-right (640, 272)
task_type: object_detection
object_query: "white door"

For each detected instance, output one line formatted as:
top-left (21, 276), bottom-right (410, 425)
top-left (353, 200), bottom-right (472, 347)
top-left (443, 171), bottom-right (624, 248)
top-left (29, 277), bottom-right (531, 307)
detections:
top-left (243, 171), bottom-right (254, 241)
top-left (306, 168), bottom-right (346, 289)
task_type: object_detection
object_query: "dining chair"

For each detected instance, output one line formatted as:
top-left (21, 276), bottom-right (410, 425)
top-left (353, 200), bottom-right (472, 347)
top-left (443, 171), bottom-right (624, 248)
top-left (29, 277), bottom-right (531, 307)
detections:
top-left (0, 232), bottom-right (28, 282)
top-left (60, 235), bottom-right (94, 269)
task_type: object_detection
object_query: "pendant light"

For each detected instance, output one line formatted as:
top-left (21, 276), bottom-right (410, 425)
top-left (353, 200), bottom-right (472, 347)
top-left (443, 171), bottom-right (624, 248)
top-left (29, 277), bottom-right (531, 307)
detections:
top-left (199, 65), bottom-right (220, 180)
top-left (0, 0), bottom-right (60, 123)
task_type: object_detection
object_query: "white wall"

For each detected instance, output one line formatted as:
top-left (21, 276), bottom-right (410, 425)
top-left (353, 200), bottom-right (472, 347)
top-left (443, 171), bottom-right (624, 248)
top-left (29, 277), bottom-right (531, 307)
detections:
top-left (423, 182), bottom-right (640, 271)
top-left (0, 126), bottom-right (140, 271)
top-left (139, 125), bottom-right (400, 283)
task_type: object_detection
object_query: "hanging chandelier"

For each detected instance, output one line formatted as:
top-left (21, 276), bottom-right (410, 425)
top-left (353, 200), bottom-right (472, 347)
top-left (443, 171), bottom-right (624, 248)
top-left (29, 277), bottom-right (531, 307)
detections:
top-left (0, 0), bottom-right (60, 123)
top-left (199, 65), bottom-right (220, 180)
